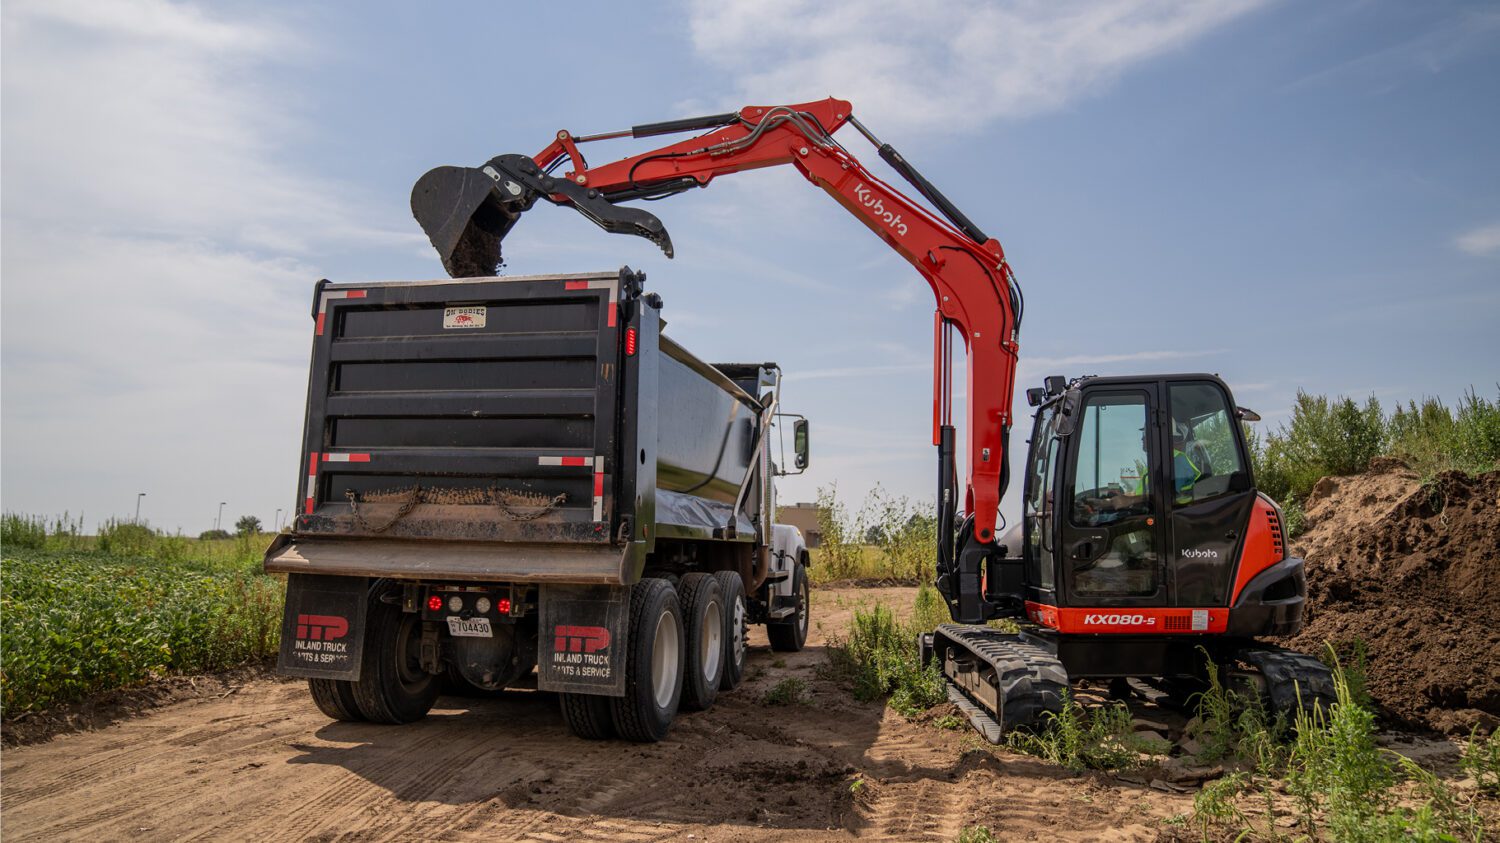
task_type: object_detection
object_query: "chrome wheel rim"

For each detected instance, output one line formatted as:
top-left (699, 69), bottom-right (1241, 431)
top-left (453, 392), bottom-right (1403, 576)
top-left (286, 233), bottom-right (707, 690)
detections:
top-left (701, 598), bottom-right (723, 681)
top-left (650, 608), bottom-right (680, 709)
top-left (730, 596), bottom-right (747, 668)
top-left (796, 575), bottom-right (809, 637)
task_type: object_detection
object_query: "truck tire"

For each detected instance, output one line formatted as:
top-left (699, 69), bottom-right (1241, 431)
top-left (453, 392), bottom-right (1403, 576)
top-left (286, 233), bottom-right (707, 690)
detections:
top-left (308, 678), bottom-right (364, 722)
top-left (559, 692), bottom-right (615, 740)
top-left (713, 571), bottom-right (748, 691)
top-left (678, 573), bottom-right (724, 711)
top-left (351, 596), bottom-right (440, 724)
top-left (767, 562), bottom-right (809, 653)
top-left (609, 578), bottom-right (683, 742)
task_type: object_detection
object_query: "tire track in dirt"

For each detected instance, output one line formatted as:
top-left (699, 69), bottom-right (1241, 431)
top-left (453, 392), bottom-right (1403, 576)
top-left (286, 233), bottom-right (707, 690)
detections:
top-left (2, 586), bottom-right (1202, 843)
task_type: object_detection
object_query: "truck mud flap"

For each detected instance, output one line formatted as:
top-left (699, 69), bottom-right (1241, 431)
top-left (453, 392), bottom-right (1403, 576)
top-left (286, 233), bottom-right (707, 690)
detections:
top-left (277, 573), bottom-right (368, 681)
top-left (537, 584), bottom-right (628, 697)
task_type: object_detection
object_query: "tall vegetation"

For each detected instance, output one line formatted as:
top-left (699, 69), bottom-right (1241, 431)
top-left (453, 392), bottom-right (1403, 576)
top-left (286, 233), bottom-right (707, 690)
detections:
top-left (811, 484), bottom-right (938, 583)
top-left (1, 522), bottom-right (282, 713)
top-left (1248, 387), bottom-right (1500, 535)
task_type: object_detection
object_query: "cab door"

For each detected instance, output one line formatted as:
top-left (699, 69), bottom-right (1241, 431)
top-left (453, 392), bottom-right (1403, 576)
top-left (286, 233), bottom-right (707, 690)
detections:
top-left (1057, 386), bottom-right (1168, 608)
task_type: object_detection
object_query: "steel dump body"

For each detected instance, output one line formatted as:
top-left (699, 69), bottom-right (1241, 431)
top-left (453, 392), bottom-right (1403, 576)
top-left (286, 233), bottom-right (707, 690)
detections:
top-left (265, 269), bottom-right (767, 586)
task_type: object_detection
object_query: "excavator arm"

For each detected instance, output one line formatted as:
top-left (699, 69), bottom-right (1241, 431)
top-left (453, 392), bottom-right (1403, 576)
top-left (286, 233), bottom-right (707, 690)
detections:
top-left (410, 98), bottom-right (1023, 622)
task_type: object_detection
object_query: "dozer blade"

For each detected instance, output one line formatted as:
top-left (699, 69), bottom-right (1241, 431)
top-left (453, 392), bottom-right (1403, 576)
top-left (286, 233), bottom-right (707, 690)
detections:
top-left (925, 624), bottom-right (1067, 742)
top-left (411, 165), bottom-right (527, 278)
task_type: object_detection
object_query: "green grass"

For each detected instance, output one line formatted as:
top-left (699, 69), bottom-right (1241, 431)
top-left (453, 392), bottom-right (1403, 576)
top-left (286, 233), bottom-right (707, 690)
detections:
top-left (1, 523), bottom-right (283, 714)
top-left (824, 584), bottom-right (948, 717)
top-left (1006, 691), bottom-right (1167, 773)
top-left (761, 677), bottom-right (809, 706)
top-left (1185, 651), bottom-right (1489, 842)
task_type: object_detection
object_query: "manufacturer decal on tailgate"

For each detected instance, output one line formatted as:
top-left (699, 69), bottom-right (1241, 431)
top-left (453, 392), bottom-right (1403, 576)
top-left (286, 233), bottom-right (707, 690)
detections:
top-left (443, 306), bottom-right (487, 329)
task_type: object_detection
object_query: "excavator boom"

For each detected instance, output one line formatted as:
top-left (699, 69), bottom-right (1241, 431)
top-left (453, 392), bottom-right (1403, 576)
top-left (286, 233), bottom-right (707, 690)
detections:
top-left (411, 98), bottom-right (1023, 622)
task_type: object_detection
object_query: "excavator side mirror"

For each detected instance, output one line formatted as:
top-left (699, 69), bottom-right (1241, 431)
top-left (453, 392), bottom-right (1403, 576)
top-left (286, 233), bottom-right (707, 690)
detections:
top-left (793, 419), bottom-right (810, 470)
top-left (1228, 470), bottom-right (1251, 493)
top-left (1026, 387), bottom-right (1047, 407)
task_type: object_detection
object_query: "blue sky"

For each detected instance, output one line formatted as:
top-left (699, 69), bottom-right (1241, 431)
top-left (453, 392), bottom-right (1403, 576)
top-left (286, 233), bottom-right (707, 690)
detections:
top-left (3, 0), bottom-right (1497, 534)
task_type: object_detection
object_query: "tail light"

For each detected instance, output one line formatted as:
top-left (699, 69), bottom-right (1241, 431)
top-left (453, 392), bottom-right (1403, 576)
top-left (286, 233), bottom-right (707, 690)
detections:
top-left (625, 327), bottom-right (637, 356)
top-left (426, 594), bottom-right (443, 611)
top-left (497, 597), bottom-right (513, 615)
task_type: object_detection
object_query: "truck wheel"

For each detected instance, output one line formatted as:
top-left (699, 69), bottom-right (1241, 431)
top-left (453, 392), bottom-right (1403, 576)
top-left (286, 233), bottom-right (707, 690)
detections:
top-left (712, 571), bottom-right (748, 690)
top-left (351, 597), bottom-right (440, 724)
top-left (767, 562), bottom-right (809, 653)
top-left (678, 573), bottom-right (724, 711)
top-left (559, 692), bottom-right (615, 740)
top-left (610, 578), bottom-right (683, 742)
top-left (308, 678), bottom-right (364, 721)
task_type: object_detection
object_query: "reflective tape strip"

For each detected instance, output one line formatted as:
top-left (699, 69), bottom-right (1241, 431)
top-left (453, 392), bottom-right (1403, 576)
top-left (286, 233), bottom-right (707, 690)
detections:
top-left (593, 455), bottom-right (604, 522)
top-left (538, 456), bottom-right (589, 466)
top-left (314, 289), bottom-right (368, 336)
top-left (563, 279), bottom-right (620, 327)
top-left (321, 453), bottom-right (371, 463)
top-left (305, 452), bottom-right (319, 514)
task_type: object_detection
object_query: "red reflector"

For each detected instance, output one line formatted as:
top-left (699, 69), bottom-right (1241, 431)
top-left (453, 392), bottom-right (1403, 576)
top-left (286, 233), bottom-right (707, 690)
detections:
top-left (497, 597), bottom-right (512, 615)
top-left (625, 327), bottom-right (637, 356)
top-left (427, 595), bottom-right (443, 611)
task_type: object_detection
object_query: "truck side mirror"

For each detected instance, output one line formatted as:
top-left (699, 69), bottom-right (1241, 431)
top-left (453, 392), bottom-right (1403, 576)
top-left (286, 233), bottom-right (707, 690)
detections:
top-left (794, 419), bottom-right (810, 470)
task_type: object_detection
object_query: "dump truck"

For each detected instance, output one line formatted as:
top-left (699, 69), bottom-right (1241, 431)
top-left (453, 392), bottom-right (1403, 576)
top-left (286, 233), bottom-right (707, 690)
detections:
top-left (264, 267), bottom-right (812, 742)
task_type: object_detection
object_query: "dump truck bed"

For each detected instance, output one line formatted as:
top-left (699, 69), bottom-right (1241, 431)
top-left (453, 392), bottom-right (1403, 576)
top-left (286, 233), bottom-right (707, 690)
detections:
top-left (266, 269), bottom-right (765, 585)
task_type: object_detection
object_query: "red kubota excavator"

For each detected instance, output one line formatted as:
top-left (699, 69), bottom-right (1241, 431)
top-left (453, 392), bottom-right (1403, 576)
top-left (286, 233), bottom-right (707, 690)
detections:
top-left (410, 97), bottom-right (1334, 738)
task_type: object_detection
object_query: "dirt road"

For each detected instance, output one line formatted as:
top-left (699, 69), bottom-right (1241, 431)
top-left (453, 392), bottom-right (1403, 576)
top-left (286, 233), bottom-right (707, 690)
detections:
top-left (2, 586), bottom-right (1191, 842)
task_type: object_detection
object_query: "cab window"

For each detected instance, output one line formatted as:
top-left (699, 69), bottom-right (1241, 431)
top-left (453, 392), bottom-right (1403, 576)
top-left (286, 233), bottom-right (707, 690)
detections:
top-left (1167, 383), bottom-right (1246, 504)
top-left (1025, 406), bottom-right (1058, 591)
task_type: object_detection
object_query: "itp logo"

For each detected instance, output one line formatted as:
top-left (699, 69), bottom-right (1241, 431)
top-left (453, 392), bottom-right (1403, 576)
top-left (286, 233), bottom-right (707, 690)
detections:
top-left (296, 614), bottom-right (349, 641)
top-left (554, 625), bottom-right (611, 654)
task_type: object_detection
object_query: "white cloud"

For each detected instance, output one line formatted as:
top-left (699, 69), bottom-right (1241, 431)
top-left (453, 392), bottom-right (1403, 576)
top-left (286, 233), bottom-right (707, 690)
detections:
top-left (1455, 221), bottom-right (1500, 256)
top-left (0, 0), bottom-right (405, 530)
top-left (687, 0), bottom-right (1271, 132)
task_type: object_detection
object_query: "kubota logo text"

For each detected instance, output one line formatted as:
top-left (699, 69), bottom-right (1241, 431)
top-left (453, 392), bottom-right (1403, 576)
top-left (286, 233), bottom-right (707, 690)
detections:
top-left (554, 625), bottom-right (611, 654)
top-left (853, 183), bottom-right (909, 236)
top-left (1083, 614), bottom-right (1156, 626)
top-left (296, 614), bottom-right (349, 640)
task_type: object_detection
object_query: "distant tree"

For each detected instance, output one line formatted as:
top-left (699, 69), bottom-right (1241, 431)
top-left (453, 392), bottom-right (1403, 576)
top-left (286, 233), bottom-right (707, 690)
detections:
top-left (234, 515), bottom-right (262, 536)
top-left (198, 529), bottom-right (231, 541)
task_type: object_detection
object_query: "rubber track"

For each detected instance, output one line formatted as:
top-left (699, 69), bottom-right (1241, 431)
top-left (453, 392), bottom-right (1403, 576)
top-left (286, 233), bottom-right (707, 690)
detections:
top-left (1236, 644), bottom-right (1337, 719)
top-left (935, 624), bottom-right (1067, 737)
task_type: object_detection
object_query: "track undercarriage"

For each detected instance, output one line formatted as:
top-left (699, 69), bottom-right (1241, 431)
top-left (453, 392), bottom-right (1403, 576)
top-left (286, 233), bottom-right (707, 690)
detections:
top-left (923, 624), bottom-right (1336, 743)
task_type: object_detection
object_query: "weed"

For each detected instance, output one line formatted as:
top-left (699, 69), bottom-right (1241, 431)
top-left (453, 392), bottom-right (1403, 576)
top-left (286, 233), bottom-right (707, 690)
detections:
top-left (1193, 772), bottom-right (1249, 838)
top-left (826, 591), bottom-right (946, 717)
top-left (762, 677), bottom-right (808, 706)
top-left (848, 777), bottom-right (866, 795)
top-left (1006, 691), bottom-right (1156, 773)
top-left (1461, 727), bottom-right (1499, 796)
top-left (933, 714), bottom-right (966, 731)
top-left (954, 826), bottom-right (997, 843)
top-left (771, 657), bottom-right (787, 669)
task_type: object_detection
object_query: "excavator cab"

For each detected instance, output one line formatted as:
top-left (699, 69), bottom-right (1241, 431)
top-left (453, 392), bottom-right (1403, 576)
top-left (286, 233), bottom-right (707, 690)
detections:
top-left (926, 373), bottom-right (1333, 742)
top-left (1020, 374), bottom-right (1259, 615)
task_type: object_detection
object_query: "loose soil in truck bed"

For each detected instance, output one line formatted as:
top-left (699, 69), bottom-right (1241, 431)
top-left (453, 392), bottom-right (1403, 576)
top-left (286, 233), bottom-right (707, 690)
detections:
top-left (1283, 459), bottom-right (1500, 734)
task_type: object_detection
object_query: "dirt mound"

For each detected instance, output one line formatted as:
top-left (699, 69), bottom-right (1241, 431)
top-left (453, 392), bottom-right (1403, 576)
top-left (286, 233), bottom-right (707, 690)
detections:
top-left (1283, 459), bottom-right (1500, 733)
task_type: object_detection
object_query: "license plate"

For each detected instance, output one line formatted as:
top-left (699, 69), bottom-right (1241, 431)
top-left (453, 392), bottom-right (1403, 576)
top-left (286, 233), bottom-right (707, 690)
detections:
top-left (446, 616), bottom-right (493, 638)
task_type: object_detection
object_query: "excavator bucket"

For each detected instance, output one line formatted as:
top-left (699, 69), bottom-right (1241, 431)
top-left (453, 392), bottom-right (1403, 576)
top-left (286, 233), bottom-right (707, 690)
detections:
top-left (411, 165), bottom-right (526, 278)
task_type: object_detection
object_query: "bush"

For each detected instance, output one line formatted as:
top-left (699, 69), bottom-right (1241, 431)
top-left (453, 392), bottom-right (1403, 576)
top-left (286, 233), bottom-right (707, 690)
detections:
top-left (761, 677), bottom-right (808, 706)
top-left (826, 589), bottom-right (946, 717)
top-left (1, 513), bottom-right (47, 551)
top-left (199, 529), bottom-right (231, 541)
top-left (1007, 692), bottom-right (1162, 772)
top-left (1, 548), bottom-right (284, 712)
top-left (813, 484), bottom-right (864, 581)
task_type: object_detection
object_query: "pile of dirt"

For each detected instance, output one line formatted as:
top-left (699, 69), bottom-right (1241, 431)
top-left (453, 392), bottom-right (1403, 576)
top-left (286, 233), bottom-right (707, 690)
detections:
top-left (1283, 458), bottom-right (1500, 734)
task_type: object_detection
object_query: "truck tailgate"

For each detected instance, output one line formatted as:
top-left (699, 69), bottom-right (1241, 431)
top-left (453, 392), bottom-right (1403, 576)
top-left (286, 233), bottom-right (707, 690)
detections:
top-left (292, 271), bottom-right (624, 545)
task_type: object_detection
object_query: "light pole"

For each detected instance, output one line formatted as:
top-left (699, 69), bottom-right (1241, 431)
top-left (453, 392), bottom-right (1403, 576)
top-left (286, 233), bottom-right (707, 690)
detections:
top-left (216, 501), bottom-right (227, 532)
top-left (135, 492), bottom-right (146, 523)
top-left (274, 508), bottom-right (283, 532)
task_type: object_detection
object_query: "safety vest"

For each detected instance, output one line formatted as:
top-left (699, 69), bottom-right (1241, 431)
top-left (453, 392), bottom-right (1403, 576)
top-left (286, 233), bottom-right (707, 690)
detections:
top-left (1132, 449), bottom-right (1202, 503)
